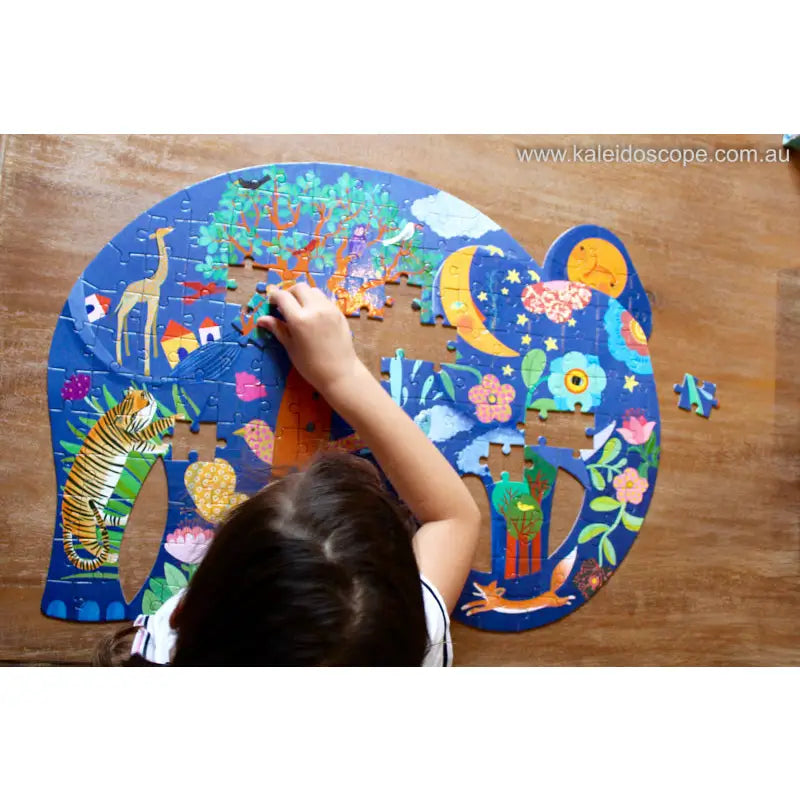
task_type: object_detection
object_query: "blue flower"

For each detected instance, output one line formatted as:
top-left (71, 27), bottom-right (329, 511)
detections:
top-left (603, 301), bottom-right (652, 374)
top-left (547, 351), bottom-right (607, 411)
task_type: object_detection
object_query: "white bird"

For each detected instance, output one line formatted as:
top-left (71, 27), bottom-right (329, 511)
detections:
top-left (382, 222), bottom-right (422, 247)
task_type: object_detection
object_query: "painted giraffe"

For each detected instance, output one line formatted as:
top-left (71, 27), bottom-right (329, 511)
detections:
top-left (114, 227), bottom-right (173, 376)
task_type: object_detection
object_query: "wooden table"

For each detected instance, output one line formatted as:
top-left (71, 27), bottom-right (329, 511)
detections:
top-left (1, 134), bottom-right (798, 665)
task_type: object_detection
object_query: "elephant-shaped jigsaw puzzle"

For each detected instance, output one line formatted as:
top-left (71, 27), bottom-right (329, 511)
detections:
top-left (43, 162), bottom-right (660, 632)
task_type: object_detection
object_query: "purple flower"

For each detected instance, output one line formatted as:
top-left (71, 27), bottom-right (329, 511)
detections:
top-left (61, 373), bottom-right (91, 401)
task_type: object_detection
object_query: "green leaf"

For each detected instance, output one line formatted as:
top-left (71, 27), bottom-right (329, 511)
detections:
top-left (589, 467), bottom-right (606, 491)
top-left (164, 562), bottom-right (188, 592)
top-left (599, 437), bottom-right (621, 465)
top-left (622, 511), bottom-right (644, 531)
top-left (590, 496), bottom-right (621, 512)
top-left (102, 385), bottom-right (118, 410)
top-left (531, 398), bottom-right (557, 419)
top-left (148, 577), bottom-right (169, 602)
top-left (66, 420), bottom-right (87, 441)
top-left (105, 498), bottom-right (131, 518)
top-left (125, 452), bottom-right (154, 481)
top-left (85, 396), bottom-right (104, 414)
top-left (142, 589), bottom-right (161, 614)
top-left (61, 440), bottom-right (81, 455)
top-left (602, 537), bottom-right (617, 566)
top-left (181, 387), bottom-right (201, 416)
top-left (521, 349), bottom-right (546, 389)
top-left (637, 462), bottom-right (649, 479)
top-left (577, 523), bottom-right (609, 543)
top-left (440, 369), bottom-right (455, 401)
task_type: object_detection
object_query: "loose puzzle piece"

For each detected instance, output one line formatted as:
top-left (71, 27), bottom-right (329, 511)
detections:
top-left (673, 373), bottom-right (719, 418)
top-left (42, 162), bottom-right (661, 637)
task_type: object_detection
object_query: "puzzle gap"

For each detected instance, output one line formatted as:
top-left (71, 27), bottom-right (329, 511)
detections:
top-left (462, 475), bottom-right (492, 573)
top-left (547, 468), bottom-right (584, 557)
top-left (226, 256), bottom-right (272, 309)
top-left (351, 280), bottom-right (455, 381)
top-left (163, 421), bottom-right (227, 462)
top-left (521, 406), bottom-right (593, 455)
top-left (483, 443), bottom-right (532, 483)
top-left (118, 458), bottom-right (168, 604)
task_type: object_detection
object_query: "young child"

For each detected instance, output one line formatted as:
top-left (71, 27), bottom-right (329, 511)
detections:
top-left (95, 283), bottom-right (480, 666)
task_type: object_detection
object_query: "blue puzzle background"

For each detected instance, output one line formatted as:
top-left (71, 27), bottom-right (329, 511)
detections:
top-left (43, 163), bottom-right (660, 632)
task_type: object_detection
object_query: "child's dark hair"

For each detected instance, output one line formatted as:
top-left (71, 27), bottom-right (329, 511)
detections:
top-left (94, 451), bottom-right (429, 666)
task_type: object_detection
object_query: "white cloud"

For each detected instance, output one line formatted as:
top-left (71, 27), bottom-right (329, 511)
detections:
top-left (411, 191), bottom-right (501, 239)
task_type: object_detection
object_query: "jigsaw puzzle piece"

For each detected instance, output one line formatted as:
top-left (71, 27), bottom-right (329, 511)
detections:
top-left (673, 373), bottom-right (719, 418)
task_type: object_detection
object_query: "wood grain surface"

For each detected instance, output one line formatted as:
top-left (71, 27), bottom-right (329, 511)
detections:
top-left (1, 134), bottom-right (798, 666)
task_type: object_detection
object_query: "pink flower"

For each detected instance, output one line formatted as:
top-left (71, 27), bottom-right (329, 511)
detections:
top-left (236, 371), bottom-right (268, 402)
top-left (164, 526), bottom-right (214, 564)
top-left (617, 415), bottom-right (656, 445)
top-left (521, 280), bottom-right (592, 323)
top-left (468, 375), bottom-right (516, 423)
top-left (613, 468), bottom-right (649, 505)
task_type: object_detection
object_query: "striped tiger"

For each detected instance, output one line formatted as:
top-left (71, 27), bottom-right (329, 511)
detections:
top-left (62, 388), bottom-right (180, 571)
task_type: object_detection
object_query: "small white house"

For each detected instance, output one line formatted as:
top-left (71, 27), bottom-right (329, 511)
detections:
top-left (199, 317), bottom-right (221, 344)
top-left (85, 293), bottom-right (111, 323)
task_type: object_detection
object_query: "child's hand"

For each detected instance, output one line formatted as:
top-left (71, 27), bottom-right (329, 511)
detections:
top-left (256, 283), bottom-right (362, 393)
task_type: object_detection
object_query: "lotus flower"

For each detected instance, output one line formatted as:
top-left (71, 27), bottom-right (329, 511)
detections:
top-left (164, 526), bottom-right (214, 564)
top-left (617, 414), bottom-right (656, 445)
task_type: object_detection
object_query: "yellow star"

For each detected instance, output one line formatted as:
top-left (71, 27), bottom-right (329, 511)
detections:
top-left (477, 291), bottom-right (488, 302)
top-left (501, 287), bottom-right (509, 295)
top-left (567, 318), bottom-right (577, 327)
top-left (506, 269), bottom-right (521, 284)
top-left (502, 364), bottom-right (514, 376)
top-left (544, 337), bottom-right (558, 351)
top-left (528, 269), bottom-right (540, 282)
top-left (624, 375), bottom-right (639, 392)
top-left (520, 334), bottom-right (532, 345)
top-left (516, 313), bottom-right (528, 325)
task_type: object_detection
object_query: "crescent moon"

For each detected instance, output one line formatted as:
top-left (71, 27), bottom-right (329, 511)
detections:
top-left (438, 246), bottom-right (519, 358)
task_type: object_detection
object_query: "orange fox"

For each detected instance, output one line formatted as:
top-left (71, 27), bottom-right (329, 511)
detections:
top-left (461, 548), bottom-right (577, 616)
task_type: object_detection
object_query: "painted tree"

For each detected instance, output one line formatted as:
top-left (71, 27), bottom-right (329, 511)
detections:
top-left (491, 450), bottom-right (556, 579)
top-left (196, 168), bottom-right (440, 317)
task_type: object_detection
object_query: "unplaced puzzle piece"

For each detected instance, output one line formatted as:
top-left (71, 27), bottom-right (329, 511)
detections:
top-left (673, 373), bottom-right (719, 418)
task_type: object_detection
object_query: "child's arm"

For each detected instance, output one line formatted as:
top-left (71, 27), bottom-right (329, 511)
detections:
top-left (257, 284), bottom-right (480, 613)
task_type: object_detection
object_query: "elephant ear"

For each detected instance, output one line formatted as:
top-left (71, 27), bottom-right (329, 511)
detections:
top-left (540, 224), bottom-right (653, 338)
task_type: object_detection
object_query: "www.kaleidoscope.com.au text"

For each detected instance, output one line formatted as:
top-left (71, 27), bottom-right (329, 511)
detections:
top-left (517, 144), bottom-right (790, 167)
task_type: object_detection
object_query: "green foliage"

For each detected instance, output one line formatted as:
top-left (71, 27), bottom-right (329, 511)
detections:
top-left (602, 536), bottom-right (617, 566)
top-left (141, 562), bottom-right (191, 614)
top-left (491, 476), bottom-right (543, 544)
top-left (440, 370), bottom-right (455, 401)
top-left (577, 522), bottom-right (609, 542)
top-left (521, 349), bottom-right (546, 389)
top-left (630, 432), bottom-right (661, 478)
top-left (587, 436), bottom-right (628, 489)
top-left (622, 511), bottom-right (644, 531)
top-left (590, 496), bottom-right (621, 512)
top-left (530, 398), bottom-right (557, 418)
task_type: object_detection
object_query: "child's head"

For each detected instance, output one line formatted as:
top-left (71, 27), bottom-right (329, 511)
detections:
top-left (138, 451), bottom-right (428, 666)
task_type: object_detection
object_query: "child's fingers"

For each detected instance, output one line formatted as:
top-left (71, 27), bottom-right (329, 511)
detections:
top-left (256, 315), bottom-right (289, 347)
top-left (289, 281), bottom-right (314, 306)
top-left (269, 288), bottom-right (302, 321)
